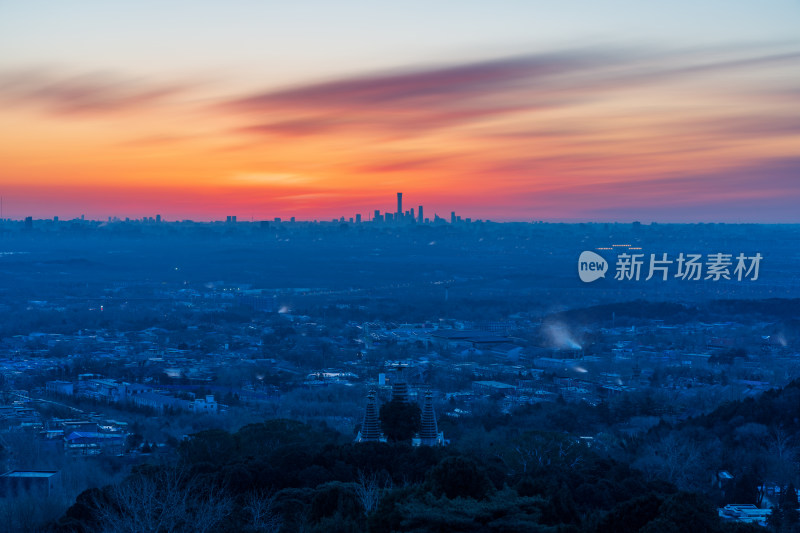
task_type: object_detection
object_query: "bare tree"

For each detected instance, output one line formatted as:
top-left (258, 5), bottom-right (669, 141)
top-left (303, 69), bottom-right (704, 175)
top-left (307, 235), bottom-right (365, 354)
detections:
top-left (354, 470), bottom-right (391, 516)
top-left (632, 432), bottom-right (718, 492)
top-left (767, 426), bottom-right (797, 489)
top-left (190, 482), bottom-right (233, 533)
top-left (243, 489), bottom-right (281, 533)
top-left (502, 432), bottom-right (585, 476)
top-left (91, 467), bottom-right (232, 533)
top-left (92, 468), bottom-right (187, 533)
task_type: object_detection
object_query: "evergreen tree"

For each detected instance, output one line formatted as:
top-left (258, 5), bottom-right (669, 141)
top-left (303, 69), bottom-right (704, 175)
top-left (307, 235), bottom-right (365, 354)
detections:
top-left (379, 399), bottom-right (421, 442)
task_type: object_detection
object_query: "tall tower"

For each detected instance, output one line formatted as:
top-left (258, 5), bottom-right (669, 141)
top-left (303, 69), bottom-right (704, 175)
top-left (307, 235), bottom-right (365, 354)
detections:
top-left (390, 365), bottom-right (410, 403)
top-left (355, 389), bottom-right (383, 442)
top-left (418, 205), bottom-right (423, 223)
top-left (397, 193), bottom-right (403, 218)
top-left (417, 390), bottom-right (443, 446)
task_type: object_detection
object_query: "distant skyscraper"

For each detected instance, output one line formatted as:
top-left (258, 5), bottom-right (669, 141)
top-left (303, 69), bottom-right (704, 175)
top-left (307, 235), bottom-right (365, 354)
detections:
top-left (374, 209), bottom-right (381, 222)
top-left (156, 214), bottom-right (161, 223)
top-left (418, 206), bottom-right (423, 223)
top-left (451, 212), bottom-right (456, 224)
top-left (356, 214), bottom-right (362, 224)
top-left (397, 192), bottom-right (403, 217)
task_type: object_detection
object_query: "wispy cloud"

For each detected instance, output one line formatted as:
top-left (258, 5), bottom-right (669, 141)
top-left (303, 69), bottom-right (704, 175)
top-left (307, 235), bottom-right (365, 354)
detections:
top-left (516, 156), bottom-right (800, 222)
top-left (231, 173), bottom-right (315, 185)
top-left (223, 45), bottom-right (800, 140)
top-left (0, 69), bottom-right (192, 115)
top-left (222, 51), bottom-right (609, 136)
top-left (229, 52), bottom-right (598, 108)
top-left (3, 44), bottom-right (799, 221)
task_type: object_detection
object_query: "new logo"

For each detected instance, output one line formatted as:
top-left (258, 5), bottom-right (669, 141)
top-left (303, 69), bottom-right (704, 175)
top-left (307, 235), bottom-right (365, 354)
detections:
top-left (578, 251), bottom-right (608, 283)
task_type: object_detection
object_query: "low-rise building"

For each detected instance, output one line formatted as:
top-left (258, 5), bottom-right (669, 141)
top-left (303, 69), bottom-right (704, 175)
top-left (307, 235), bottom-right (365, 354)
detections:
top-left (45, 381), bottom-right (74, 396)
top-left (719, 504), bottom-right (771, 526)
top-left (0, 470), bottom-right (61, 497)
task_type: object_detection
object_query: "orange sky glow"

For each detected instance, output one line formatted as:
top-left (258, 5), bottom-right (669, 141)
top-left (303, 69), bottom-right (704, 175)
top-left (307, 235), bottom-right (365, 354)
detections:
top-left (1, 6), bottom-right (799, 222)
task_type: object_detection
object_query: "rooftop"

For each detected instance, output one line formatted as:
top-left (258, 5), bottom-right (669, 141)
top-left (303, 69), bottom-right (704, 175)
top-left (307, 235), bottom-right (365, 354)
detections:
top-left (1, 471), bottom-right (59, 478)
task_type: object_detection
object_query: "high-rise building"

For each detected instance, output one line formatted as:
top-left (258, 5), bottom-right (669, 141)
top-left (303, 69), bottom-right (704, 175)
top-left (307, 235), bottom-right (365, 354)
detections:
top-left (397, 192), bottom-right (403, 217)
top-left (374, 210), bottom-right (381, 222)
top-left (451, 212), bottom-right (456, 224)
top-left (418, 206), bottom-right (423, 223)
top-left (356, 214), bottom-right (362, 224)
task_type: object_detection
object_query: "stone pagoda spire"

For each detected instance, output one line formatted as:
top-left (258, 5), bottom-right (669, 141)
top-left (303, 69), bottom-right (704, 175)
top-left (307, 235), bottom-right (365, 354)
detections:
top-left (417, 390), bottom-right (443, 446)
top-left (355, 389), bottom-right (383, 443)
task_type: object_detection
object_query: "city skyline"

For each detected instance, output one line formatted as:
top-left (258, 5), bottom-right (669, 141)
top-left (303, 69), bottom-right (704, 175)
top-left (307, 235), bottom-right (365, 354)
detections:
top-left (6, 192), bottom-right (478, 225)
top-left (2, 2), bottom-right (800, 223)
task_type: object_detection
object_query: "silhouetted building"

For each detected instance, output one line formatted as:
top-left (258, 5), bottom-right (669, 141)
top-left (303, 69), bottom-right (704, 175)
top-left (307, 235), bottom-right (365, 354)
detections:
top-left (397, 192), bottom-right (403, 217)
top-left (451, 212), bottom-right (456, 224)
top-left (0, 471), bottom-right (61, 497)
top-left (390, 366), bottom-right (410, 403)
top-left (356, 214), bottom-right (361, 224)
top-left (414, 390), bottom-right (445, 446)
top-left (418, 205), bottom-right (423, 223)
top-left (355, 389), bottom-right (385, 443)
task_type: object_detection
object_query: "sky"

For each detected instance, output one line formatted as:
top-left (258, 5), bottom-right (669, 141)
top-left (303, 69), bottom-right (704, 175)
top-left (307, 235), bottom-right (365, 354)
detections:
top-left (1, 1), bottom-right (799, 222)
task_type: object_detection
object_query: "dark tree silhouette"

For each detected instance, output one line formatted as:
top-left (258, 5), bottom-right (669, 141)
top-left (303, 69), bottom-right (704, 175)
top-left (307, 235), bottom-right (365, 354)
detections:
top-left (426, 456), bottom-right (493, 501)
top-left (379, 400), bottom-right (421, 443)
